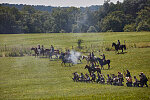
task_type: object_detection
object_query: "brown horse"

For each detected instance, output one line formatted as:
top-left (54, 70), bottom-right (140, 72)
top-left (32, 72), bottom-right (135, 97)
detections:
top-left (31, 47), bottom-right (39, 57)
top-left (85, 65), bottom-right (101, 75)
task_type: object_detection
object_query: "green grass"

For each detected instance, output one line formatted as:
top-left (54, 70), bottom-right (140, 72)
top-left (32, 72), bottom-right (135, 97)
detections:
top-left (0, 32), bottom-right (150, 100)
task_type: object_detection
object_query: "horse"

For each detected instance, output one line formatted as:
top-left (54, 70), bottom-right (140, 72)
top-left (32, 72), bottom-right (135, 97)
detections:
top-left (59, 53), bottom-right (73, 66)
top-left (112, 42), bottom-right (126, 53)
top-left (31, 47), bottom-right (39, 57)
top-left (85, 65), bottom-right (101, 75)
top-left (49, 50), bottom-right (60, 59)
top-left (96, 57), bottom-right (110, 69)
top-left (82, 56), bottom-right (98, 66)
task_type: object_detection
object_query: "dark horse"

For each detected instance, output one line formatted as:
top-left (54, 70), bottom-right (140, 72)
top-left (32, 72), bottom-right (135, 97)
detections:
top-left (112, 42), bottom-right (126, 53)
top-left (82, 56), bottom-right (98, 66)
top-left (85, 65), bottom-right (101, 75)
top-left (31, 47), bottom-right (39, 57)
top-left (96, 57), bottom-right (110, 69)
top-left (59, 52), bottom-right (73, 67)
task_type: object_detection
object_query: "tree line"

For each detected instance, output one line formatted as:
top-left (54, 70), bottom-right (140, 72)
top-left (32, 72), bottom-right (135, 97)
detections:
top-left (0, 0), bottom-right (150, 34)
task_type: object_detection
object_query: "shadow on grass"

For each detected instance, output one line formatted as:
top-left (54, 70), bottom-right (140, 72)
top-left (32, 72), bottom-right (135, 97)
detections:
top-left (117, 52), bottom-right (127, 54)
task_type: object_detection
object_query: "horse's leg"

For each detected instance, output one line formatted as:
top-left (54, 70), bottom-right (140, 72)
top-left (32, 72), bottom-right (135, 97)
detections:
top-left (108, 64), bottom-right (110, 69)
top-left (98, 69), bottom-right (101, 74)
top-left (101, 65), bottom-right (103, 70)
top-left (56, 54), bottom-right (58, 59)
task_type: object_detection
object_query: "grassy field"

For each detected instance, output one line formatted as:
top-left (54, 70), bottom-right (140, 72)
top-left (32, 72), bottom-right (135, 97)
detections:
top-left (0, 32), bottom-right (150, 100)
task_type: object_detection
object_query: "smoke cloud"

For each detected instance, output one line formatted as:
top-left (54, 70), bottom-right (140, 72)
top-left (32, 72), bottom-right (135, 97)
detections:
top-left (68, 50), bottom-right (81, 64)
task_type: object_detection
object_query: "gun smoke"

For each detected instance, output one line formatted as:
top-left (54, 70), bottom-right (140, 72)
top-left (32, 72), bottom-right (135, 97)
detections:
top-left (68, 50), bottom-right (81, 64)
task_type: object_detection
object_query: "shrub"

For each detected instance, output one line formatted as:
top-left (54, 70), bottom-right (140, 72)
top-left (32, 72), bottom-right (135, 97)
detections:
top-left (124, 23), bottom-right (136, 32)
top-left (136, 22), bottom-right (150, 32)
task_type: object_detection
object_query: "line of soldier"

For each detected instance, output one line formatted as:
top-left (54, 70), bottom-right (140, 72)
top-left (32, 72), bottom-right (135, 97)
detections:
top-left (72, 70), bottom-right (148, 87)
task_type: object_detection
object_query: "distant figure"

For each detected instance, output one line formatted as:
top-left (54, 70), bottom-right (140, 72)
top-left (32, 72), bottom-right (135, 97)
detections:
top-left (117, 40), bottom-right (120, 47)
top-left (80, 73), bottom-right (85, 82)
top-left (126, 76), bottom-right (132, 87)
top-left (133, 76), bottom-right (139, 87)
top-left (91, 52), bottom-right (95, 58)
top-left (85, 74), bottom-right (90, 82)
top-left (41, 45), bottom-right (45, 56)
top-left (37, 44), bottom-right (41, 50)
top-left (91, 62), bottom-right (95, 70)
top-left (107, 74), bottom-right (112, 85)
top-left (100, 74), bottom-right (105, 84)
top-left (37, 44), bottom-right (41, 54)
top-left (101, 54), bottom-right (106, 62)
top-left (126, 70), bottom-right (131, 77)
top-left (91, 72), bottom-right (96, 82)
top-left (72, 72), bottom-right (79, 82)
top-left (118, 72), bottom-right (124, 86)
top-left (96, 73), bottom-right (101, 83)
top-left (140, 72), bottom-right (148, 87)
top-left (113, 76), bottom-right (118, 85)
top-left (50, 45), bottom-right (54, 53)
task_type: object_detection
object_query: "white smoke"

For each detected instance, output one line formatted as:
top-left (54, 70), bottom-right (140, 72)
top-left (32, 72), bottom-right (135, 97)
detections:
top-left (68, 50), bottom-right (81, 64)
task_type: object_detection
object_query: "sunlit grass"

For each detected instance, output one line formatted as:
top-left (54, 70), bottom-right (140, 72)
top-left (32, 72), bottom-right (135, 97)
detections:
top-left (0, 32), bottom-right (150, 99)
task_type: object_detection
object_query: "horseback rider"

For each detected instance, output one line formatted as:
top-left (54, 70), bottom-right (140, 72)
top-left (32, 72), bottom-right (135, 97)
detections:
top-left (91, 52), bottom-right (95, 58)
top-left (117, 40), bottom-right (120, 48)
top-left (89, 52), bottom-right (92, 59)
top-left (91, 62), bottom-right (95, 70)
top-left (50, 45), bottom-right (54, 53)
top-left (101, 54), bottom-right (106, 62)
top-left (41, 45), bottom-right (45, 55)
top-left (41, 45), bottom-right (44, 51)
top-left (37, 44), bottom-right (41, 54)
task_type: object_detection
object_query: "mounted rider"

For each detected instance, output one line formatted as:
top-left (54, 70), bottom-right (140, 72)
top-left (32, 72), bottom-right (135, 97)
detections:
top-left (41, 45), bottom-right (45, 55)
top-left (117, 40), bottom-right (120, 48)
top-left (101, 54), bottom-right (106, 62)
top-left (37, 44), bottom-right (41, 54)
top-left (90, 62), bottom-right (95, 70)
top-left (50, 45), bottom-right (54, 53)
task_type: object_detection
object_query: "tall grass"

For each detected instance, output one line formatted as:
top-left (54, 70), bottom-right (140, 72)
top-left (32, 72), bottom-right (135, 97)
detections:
top-left (0, 45), bottom-right (31, 57)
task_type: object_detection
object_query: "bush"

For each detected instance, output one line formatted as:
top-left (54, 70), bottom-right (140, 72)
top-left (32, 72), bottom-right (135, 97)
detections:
top-left (9, 52), bottom-right (20, 57)
top-left (136, 22), bottom-right (150, 32)
top-left (124, 23), bottom-right (136, 32)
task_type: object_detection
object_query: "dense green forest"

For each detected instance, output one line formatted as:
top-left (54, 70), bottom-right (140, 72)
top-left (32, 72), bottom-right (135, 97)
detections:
top-left (0, 0), bottom-right (150, 34)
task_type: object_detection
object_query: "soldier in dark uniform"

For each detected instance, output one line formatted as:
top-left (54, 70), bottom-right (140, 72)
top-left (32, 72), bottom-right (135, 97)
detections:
top-left (117, 40), bottom-right (120, 48)
top-left (101, 54), bottom-right (106, 62)
top-left (140, 72), bottom-right (148, 87)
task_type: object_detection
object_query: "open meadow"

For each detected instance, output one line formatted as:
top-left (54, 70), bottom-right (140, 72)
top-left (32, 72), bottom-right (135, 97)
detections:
top-left (0, 32), bottom-right (150, 99)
